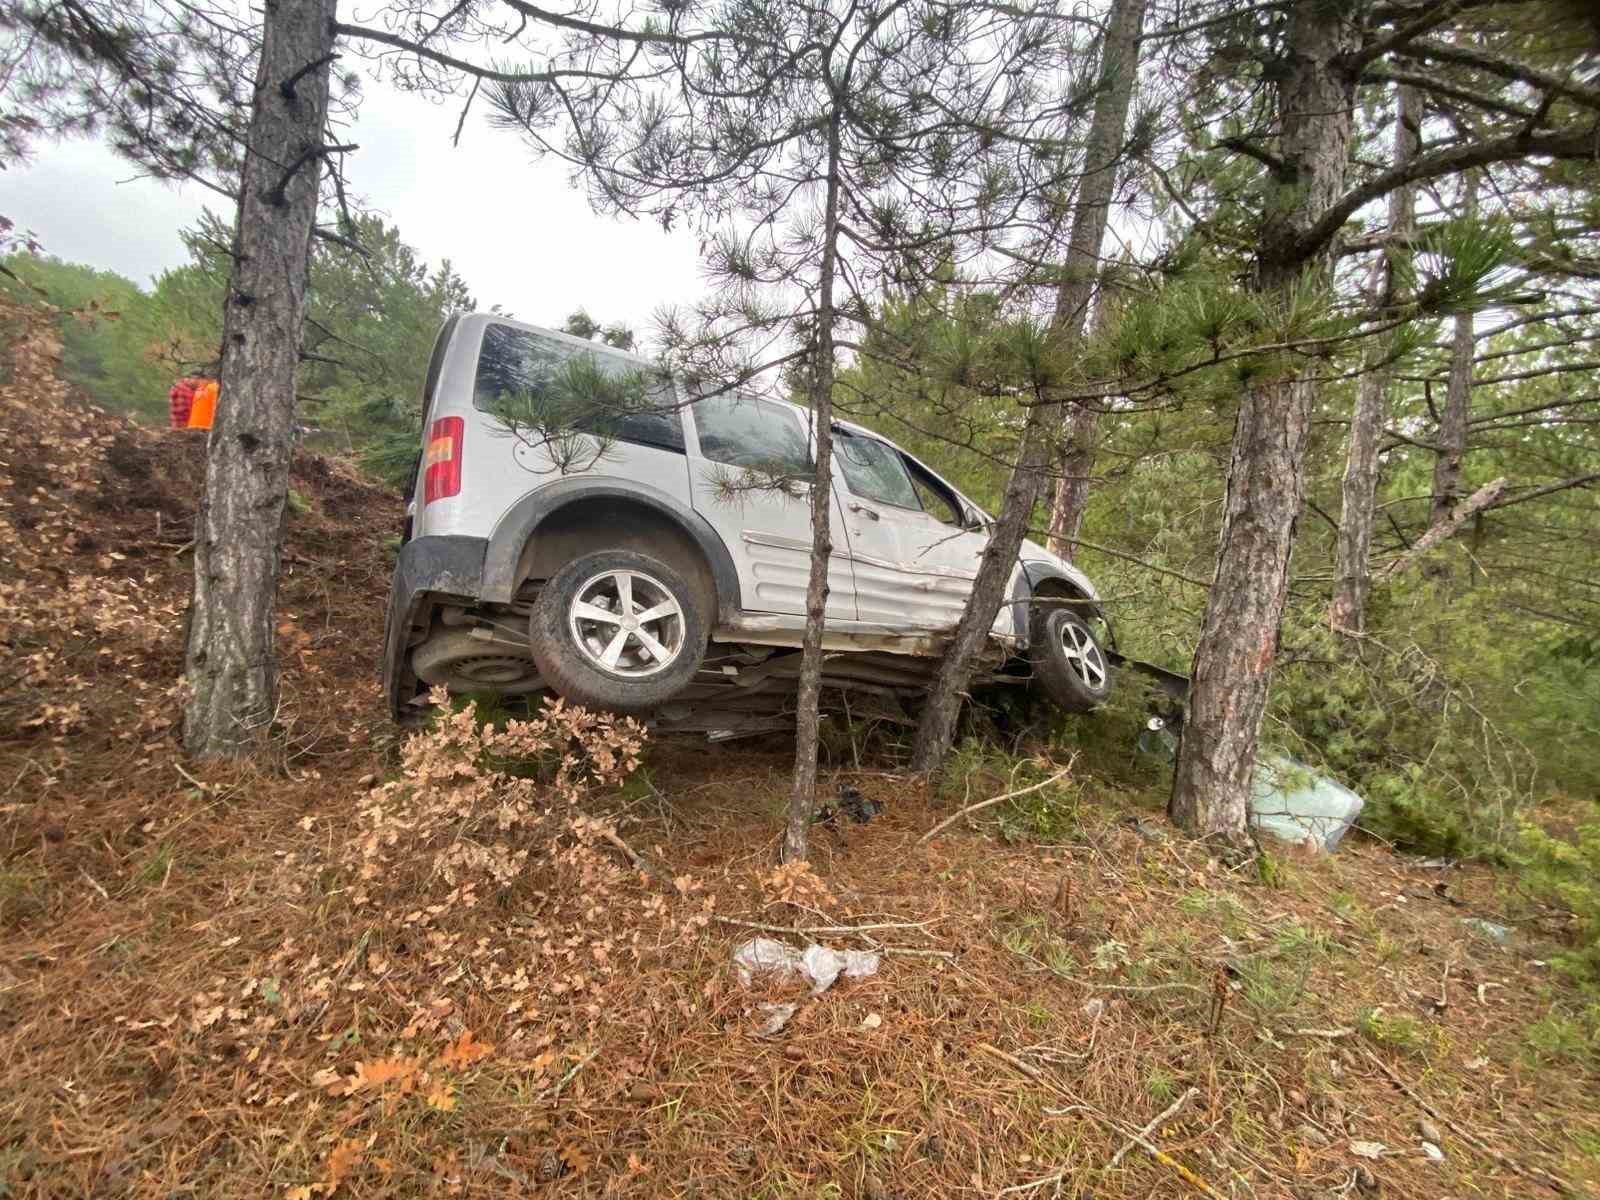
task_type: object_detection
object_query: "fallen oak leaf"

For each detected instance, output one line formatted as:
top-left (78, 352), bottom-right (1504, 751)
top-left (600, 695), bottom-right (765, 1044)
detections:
top-left (324, 1137), bottom-right (364, 1192)
top-left (425, 1083), bottom-right (458, 1112)
top-left (436, 1029), bottom-right (494, 1071)
top-left (558, 1142), bottom-right (592, 1178)
top-left (349, 1057), bottom-right (422, 1095)
top-left (310, 1067), bottom-right (343, 1093)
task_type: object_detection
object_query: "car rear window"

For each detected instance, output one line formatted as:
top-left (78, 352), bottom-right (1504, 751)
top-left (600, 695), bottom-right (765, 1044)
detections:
top-left (691, 393), bottom-right (811, 473)
top-left (473, 322), bottom-right (684, 454)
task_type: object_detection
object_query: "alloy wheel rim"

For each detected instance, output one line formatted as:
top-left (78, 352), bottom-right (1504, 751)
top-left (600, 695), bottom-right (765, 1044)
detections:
top-left (1059, 620), bottom-right (1106, 690)
top-left (568, 569), bottom-right (686, 678)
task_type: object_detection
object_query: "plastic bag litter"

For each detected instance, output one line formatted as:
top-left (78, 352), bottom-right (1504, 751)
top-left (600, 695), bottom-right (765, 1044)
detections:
top-left (732, 937), bottom-right (882, 996)
top-left (1249, 754), bottom-right (1365, 852)
top-left (756, 1002), bottom-right (799, 1036)
top-left (1460, 917), bottom-right (1511, 944)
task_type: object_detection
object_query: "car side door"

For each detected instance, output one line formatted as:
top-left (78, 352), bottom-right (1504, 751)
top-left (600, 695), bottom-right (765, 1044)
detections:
top-left (684, 393), bottom-right (857, 619)
top-left (833, 431), bottom-right (988, 629)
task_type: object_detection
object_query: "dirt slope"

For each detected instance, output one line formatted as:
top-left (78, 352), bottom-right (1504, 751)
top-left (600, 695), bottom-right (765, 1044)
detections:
top-left (2, 303), bottom-right (1596, 1199)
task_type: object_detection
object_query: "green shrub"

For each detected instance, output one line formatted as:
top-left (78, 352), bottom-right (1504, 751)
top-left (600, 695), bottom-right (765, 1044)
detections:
top-left (1517, 813), bottom-right (1600, 988)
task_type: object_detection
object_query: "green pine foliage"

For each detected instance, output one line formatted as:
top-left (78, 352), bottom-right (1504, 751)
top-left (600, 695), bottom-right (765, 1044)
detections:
top-left (1518, 816), bottom-right (1600, 987)
top-left (0, 256), bottom-right (175, 421)
top-left (3, 211), bottom-right (473, 486)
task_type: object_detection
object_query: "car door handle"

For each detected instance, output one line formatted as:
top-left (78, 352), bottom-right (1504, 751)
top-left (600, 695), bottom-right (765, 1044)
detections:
top-left (848, 502), bottom-right (880, 520)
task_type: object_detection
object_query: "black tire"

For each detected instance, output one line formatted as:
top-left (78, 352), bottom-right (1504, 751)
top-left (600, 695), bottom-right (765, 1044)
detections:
top-left (411, 629), bottom-right (544, 695)
top-left (1031, 607), bottom-right (1114, 713)
top-left (527, 549), bottom-right (709, 714)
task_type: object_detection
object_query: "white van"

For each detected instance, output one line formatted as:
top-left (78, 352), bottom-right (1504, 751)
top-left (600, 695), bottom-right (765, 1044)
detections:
top-left (383, 314), bottom-right (1115, 731)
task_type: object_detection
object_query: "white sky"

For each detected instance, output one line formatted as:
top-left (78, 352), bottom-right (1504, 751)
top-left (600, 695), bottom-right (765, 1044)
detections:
top-left (3, 82), bottom-right (705, 347)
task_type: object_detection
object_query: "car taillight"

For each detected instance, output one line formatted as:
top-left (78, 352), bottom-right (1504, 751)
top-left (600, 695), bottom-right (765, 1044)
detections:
top-left (423, 416), bottom-right (463, 504)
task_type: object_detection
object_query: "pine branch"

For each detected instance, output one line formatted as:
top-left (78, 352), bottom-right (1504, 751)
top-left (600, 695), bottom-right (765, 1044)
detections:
top-left (1376, 478), bottom-right (1507, 580)
top-left (266, 141), bottom-right (356, 207)
top-left (1341, 0), bottom-right (1470, 74)
top-left (279, 52), bottom-right (339, 100)
top-left (1401, 39), bottom-right (1600, 113)
top-left (1218, 135), bottom-right (1291, 178)
top-left (1293, 124), bottom-right (1600, 263)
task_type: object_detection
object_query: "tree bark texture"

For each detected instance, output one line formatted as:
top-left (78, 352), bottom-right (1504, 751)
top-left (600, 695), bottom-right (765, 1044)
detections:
top-left (783, 108), bottom-right (844, 863)
top-left (1046, 398), bottom-right (1099, 559)
top-left (1169, 2), bottom-right (1359, 845)
top-left (911, 0), bottom-right (1145, 771)
top-left (1432, 175), bottom-right (1476, 529)
top-left (910, 403), bottom-right (1053, 772)
top-left (182, 0), bottom-right (337, 756)
top-left (1044, 0), bottom-right (1147, 559)
top-left (1330, 84), bottom-right (1421, 633)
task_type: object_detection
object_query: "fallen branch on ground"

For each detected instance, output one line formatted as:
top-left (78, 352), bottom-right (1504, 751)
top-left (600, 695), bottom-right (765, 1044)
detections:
top-left (713, 915), bottom-right (936, 936)
top-left (917, 765), bottom-right (1073, 845)
top-left (979, 1043), bottom-right (1228, 1200)
top-left (1106, 1086), bottom-right (1201, 1169)
top-left (595, 825), bottom-right (660, 882)
top-left (1360, 1046), bottom-right (1565, 1193)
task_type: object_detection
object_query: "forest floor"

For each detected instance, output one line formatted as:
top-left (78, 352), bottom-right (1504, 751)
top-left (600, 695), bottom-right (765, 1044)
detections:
top-left (2, 323), bottom-right (1598, 1198)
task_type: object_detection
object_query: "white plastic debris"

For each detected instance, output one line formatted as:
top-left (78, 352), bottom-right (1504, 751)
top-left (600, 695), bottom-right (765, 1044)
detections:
top-left (860, 1012), bottom-right (883, 1030)
top-left (1349, 1140), bottom-right (1387, 1160)
top-left (1421, 1141), bottom-right (1445, 1162)
top-left (756, 1002), bottom-right (799, 1036)
top-left (1249, 754), bottom-right (1365, 851)
top-left (1080, 997), bottom-right (1106, 1020)
top-left (733, 937), bottom-right (882, 996)
top-left (1460, 917), bottom-right (1512, 944)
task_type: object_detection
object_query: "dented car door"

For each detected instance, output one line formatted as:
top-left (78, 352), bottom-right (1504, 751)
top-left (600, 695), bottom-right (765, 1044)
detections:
top-left (832, 430), bottom-right (988, 630)
top-left (685, 393), bottom-right (857, 619)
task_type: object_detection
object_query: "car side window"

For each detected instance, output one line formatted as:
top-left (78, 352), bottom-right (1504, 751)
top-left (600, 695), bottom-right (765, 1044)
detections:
top-left (691, 394), bottom-right (810, 472)
top-left (837, 432), bottom-right (920, 510)
top-left (473, 322), bottom-right (685, 454)
top-left (904, 457), bottom-right (965, 527)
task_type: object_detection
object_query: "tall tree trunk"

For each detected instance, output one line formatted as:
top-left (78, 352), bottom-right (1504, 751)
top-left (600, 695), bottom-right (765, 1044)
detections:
top-left (183, 0), bottom-right (337, 755)
top-left (910, 0), bottom-right (1146, 770)
top-left (1046, 399), bottom-right (1099, 559)
top-left (1330, 84), bottom-right (1421, 633)
top-left (1044, 0), bottom-right (1147, 560)
top-left (1432, 175), bottom-right (1476, 530)
top-left (783, 107), bottom-right (844, 862)
top-left (1169, 2), bottom-right (1358, 846)
top-left (910, 404), bottom-right (1053, 772)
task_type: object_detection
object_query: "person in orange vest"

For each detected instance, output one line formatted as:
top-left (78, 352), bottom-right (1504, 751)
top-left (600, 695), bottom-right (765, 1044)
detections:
top-left (168, 376), bottom-right (201, 428)
top-left (186, 378), bottom-right (219, 430)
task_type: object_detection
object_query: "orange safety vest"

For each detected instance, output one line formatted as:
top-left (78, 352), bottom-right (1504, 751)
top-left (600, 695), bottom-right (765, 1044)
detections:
top-left (187, 379), bottom-right (219, 430)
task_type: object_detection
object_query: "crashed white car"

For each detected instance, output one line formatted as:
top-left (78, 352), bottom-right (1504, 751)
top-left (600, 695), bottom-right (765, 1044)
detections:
top-left (383, 314), bottom-right (1115, 731)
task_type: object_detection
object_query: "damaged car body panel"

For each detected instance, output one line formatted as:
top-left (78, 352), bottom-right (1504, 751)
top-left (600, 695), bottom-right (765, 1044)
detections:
top-left (383, 314), bottom-right (1116, 728)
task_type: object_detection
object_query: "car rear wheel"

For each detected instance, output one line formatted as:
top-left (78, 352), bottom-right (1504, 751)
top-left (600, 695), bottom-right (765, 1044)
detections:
top-left (1031, 607), bottom-right (1113, 713)
top-left (527, 550), bottom-right (709, 713)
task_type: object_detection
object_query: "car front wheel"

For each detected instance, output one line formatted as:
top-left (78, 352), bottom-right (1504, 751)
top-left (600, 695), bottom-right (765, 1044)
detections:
top-left (527, 550), bottom-right (709, 714)
top-left (1030, 607), bottom-right (1113, 713)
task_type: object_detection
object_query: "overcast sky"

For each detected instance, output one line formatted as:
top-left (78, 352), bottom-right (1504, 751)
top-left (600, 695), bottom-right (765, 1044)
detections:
top-left (4, 82), bottom-right (705, 348)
